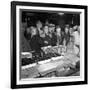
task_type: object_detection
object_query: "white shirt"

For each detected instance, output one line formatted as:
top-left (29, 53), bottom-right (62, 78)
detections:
top-left (72, 31), bottom-right (80, 45)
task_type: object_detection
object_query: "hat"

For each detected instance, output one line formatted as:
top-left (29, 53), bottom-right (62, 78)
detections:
top-left (49, 23), bottom-right (55, 27)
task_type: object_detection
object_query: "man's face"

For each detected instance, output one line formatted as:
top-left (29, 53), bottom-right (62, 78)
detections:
top-left (73, 25), bottom-right (78, 30)
top-left (36, 21), bottom-right (42, 28)
top-left (56, 27), bottom-right (61, 34)
top-left (31, 27), bottom-right (37, 35)
top-left (65, 27), bottom-right (69, 33)
top-left (49, 26), bottom-right (55, 33)
top-left (44, 26), bottom-right (49, 34)
top-left (69, 28), bottom-right (73, 34)
top-left (48, 27), bottom-right (52, 33)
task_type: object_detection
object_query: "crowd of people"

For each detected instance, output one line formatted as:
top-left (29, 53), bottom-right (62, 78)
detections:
top-left (23, 20), bottom-right (80, 56)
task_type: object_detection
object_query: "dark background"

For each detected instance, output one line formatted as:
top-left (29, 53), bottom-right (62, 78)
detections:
top-left (22, 11), bottom-right (80, 27)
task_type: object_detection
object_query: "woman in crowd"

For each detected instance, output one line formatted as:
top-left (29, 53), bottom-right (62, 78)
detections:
top-left (56, 25), bottom-right (63, 46)
top-left (36, 20), bottom-right (45, 38)
top-left (48, 23), bottom-right (57, 46)
top-left (68, 26), bottom-right (74, 44)
top-left (66, 25), bottom-right (75, 53)
top-left (43, 25), bottom-right (51, 46)
top-left (29, 26), bottom-right (43, 53)
top-left (63, 25), bottom-right (70, 46)
top-left (72, 25), bottom-right (80, 56)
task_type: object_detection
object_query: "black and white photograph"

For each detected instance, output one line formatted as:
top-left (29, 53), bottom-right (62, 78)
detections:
top-left (11, 1), bottom-right (87, 89)
top-left (21, 10), bottom-right (80, 78)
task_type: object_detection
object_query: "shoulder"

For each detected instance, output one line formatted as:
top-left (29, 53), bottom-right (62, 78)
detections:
top-left (72, 31), bottom-right (78, 36)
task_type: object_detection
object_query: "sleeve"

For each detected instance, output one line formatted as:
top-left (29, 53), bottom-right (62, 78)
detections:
top-left (38, 36), bottom-right (44, 47)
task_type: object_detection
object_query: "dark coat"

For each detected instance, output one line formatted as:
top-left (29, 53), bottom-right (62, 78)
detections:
top-left (24, 30), bottom-right (31, 40)
top-left (50, 33), bottom-right (57, 46)
top-left (64, 32), bottom-right (70, 45)
top-left (56, 31), bottom-right (65, 45)
top-left (42, 35), bottom-right (51, 46)
top-left (29, 35), bottom-right (43, 52)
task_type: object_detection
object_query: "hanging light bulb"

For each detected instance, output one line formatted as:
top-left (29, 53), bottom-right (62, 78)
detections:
top-left (58, 13), bottom-right (64, 15)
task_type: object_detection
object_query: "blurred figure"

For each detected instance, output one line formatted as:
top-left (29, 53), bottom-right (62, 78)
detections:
top-left (63, 25), bottom-right (70, 46)
top-left (69, 27), bottom-right (73, 35)
top-left (56, 26), bottom-right (63, 45)
top-left (77, 25), bottom-right (80, 34)
top-left (24, 27), bottom-right (31, 41)
top-left (44, 25), bottom-right (49, 35)
top-left (66, 26), bottom-right (75, 53)
top-left (21, 27), bottom-right (31, 52)
top-left (45, 20), bottom-right (49, 26)
top-left (43, 25), bottom-right (51, 46)
top-left (29, 26), bottom-right (43, 53)
top-left (48, 24), bottom-right (57, 46)
top-left (69, 26), bottom-right (74, 43)
top-left (73, 25), bottom-right (80, 47)
top-left (36, 20), bottom-right (42, 29)
top-left (72, 25), bottom-right (80, 56)
top-left (30, 26), bottom-right (37, 37)
top-left (48, 23), bottom-right (55, 34)
top-left (36, 20), bottom-right (44, 37)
